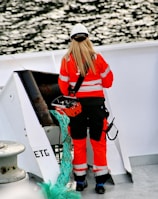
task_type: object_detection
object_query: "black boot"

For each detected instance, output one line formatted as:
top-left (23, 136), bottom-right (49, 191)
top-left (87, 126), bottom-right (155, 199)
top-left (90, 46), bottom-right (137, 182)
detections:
top-left (95, 183), bottom-right (105, 194)
top-left (95, 173), bottom-right (111, 194)
top-left (74, 174), bottom-right (88, 192)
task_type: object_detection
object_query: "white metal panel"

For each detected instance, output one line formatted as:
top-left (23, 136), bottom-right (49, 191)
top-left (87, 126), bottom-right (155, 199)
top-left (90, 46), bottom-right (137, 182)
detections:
top-left (0, 73), bottom-right (60, 184)
top-left (96, 41), bottom-right (158, 157)
top-left (0, 51), bottom-right (58, 88)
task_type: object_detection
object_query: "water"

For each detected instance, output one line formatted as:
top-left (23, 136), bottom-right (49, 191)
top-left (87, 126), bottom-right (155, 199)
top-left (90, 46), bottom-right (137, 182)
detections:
top-left (0, 0), bottom-right (157, 55)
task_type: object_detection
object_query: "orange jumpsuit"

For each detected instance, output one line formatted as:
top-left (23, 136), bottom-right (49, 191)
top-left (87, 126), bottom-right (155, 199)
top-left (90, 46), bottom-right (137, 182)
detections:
top-left (58, 53), bottom-right (113, 179)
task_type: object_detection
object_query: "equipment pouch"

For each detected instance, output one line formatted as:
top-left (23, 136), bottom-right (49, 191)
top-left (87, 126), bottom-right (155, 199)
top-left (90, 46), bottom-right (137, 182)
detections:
top-left (51, 95), bottom-right (82, 117)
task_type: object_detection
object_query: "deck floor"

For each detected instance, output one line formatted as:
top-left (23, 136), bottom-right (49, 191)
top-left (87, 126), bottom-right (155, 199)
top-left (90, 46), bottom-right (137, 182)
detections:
top-left (1, 163), bottom-right (157, 199)
top-left (81, 164), bottom-right (158, 199)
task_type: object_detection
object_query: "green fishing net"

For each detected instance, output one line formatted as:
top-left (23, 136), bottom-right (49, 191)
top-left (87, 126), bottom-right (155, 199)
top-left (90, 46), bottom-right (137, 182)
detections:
top-left (39, 110), bottom-right (81, 199)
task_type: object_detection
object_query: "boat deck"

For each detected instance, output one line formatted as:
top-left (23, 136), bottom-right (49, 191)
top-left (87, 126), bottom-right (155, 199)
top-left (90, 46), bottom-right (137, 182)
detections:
top-left (81, 164), bottom-right (158, 199)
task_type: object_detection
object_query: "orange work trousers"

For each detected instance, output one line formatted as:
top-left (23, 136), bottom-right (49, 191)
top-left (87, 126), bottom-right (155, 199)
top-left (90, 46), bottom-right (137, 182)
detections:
top-left (73, 128), bottom-right (108, 177)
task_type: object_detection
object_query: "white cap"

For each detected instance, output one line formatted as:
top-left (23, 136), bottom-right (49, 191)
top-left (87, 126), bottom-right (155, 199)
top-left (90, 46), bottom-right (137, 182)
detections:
top-left (70, 23), bottom-right (89, 38)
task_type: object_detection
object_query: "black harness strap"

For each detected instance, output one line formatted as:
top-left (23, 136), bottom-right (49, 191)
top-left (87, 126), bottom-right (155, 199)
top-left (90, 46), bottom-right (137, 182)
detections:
top-left (69, 63), bottom-right (88, 95)
top-left (69, 74), bottom-right (85, 95)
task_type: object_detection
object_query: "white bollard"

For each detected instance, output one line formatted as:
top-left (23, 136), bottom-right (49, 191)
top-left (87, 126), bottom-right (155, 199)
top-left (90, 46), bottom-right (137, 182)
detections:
top-left (0, 140), bottom-right (26, 184)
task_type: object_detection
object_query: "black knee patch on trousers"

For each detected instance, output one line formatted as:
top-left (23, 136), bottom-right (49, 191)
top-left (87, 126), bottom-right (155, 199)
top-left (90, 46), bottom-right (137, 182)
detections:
top-left (89, 121), bottom-right (103, 141)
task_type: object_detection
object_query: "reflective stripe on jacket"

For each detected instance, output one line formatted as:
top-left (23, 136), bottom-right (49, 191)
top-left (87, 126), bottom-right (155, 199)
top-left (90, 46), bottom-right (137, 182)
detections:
top-left (58, 53), bottom-right (113, 98)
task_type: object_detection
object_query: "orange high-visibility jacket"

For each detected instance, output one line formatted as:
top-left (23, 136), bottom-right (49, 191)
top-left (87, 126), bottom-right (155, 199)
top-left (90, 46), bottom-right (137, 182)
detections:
top-left (58, 53), bottom-right (113, 98)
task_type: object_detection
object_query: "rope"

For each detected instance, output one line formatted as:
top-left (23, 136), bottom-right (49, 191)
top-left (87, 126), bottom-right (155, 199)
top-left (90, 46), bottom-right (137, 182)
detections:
top-left (39, 110), bottom-right (81, 199)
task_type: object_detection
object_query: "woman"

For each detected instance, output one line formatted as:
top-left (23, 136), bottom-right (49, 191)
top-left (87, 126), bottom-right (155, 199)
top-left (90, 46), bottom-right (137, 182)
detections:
top-left (58, 23), bottom-right (114, 194)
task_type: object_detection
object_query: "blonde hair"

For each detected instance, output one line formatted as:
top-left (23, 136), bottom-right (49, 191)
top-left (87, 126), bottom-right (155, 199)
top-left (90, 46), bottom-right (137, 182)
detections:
top-left (64, 37), bottom-right (96, 76)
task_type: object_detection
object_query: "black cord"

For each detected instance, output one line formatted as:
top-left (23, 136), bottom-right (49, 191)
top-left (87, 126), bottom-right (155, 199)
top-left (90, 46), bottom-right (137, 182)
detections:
top-left (107, 129), bottom-right (119, 141)
top-left (104, 117), bottom-right (119, 141)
